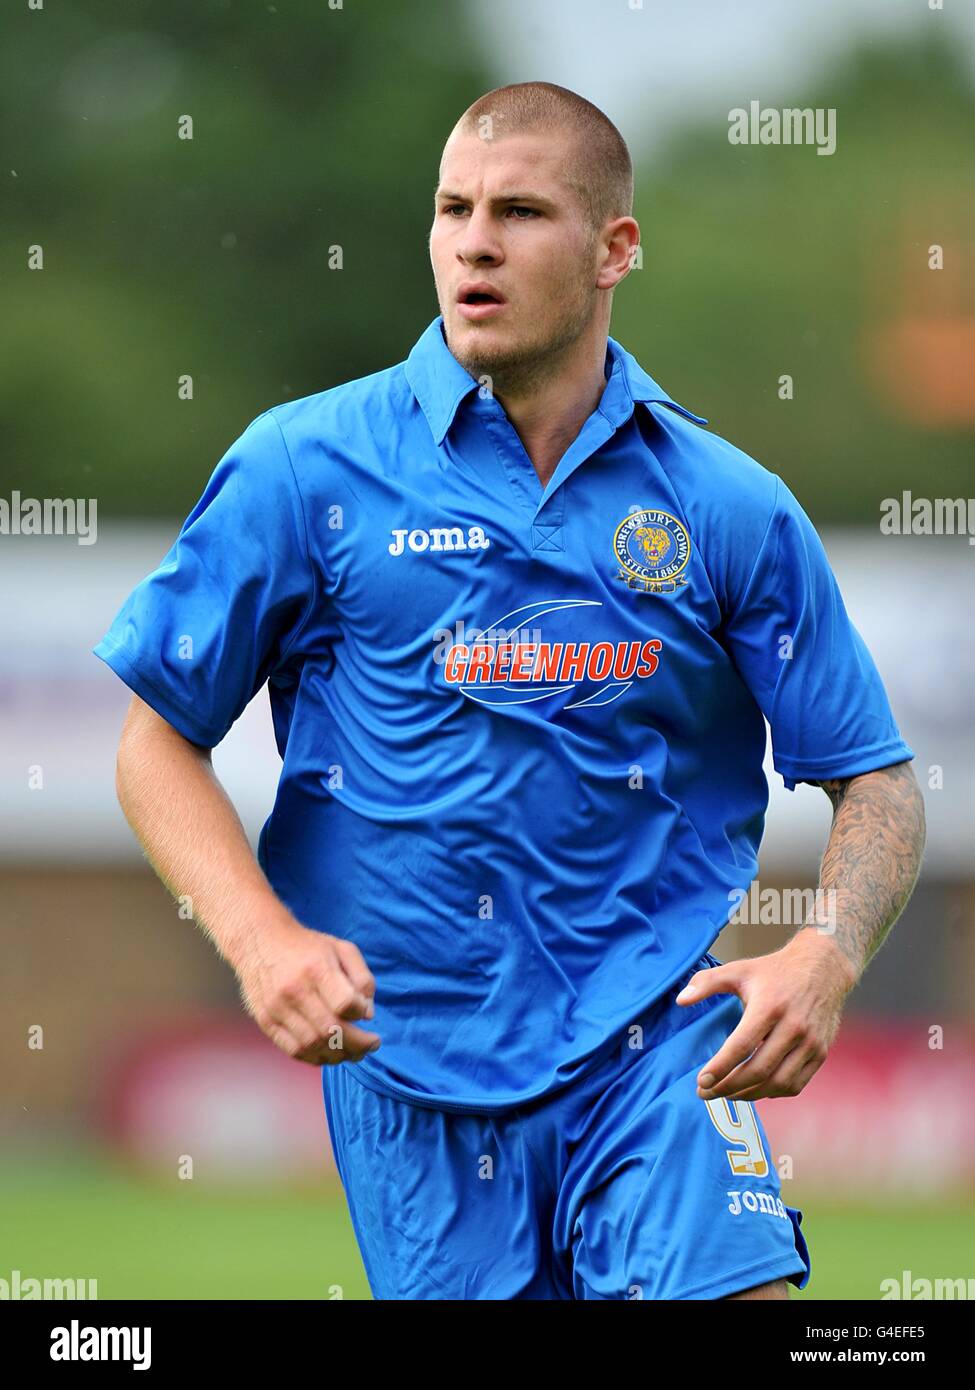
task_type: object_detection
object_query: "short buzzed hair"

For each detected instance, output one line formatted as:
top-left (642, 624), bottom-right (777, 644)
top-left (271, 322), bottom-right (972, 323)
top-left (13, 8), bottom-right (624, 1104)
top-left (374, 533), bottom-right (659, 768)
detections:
top-left (453, 82), bottom-right (633, 237)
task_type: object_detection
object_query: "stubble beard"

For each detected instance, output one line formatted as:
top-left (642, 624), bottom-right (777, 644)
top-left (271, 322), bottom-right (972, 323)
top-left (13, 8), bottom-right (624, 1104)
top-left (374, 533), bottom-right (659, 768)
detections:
top-left (445, 277), bottom-right (599, 398)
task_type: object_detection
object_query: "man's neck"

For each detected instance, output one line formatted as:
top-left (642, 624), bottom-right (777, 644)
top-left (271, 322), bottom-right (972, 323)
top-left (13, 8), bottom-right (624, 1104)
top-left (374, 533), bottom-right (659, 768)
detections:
top-left (493, 331), bottom-right (612, 490)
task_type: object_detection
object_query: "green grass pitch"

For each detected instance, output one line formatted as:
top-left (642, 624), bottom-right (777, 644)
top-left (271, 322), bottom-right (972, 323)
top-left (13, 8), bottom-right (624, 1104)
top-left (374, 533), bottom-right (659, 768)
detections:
top-left (2, 1156), bottom-right (972, 1300)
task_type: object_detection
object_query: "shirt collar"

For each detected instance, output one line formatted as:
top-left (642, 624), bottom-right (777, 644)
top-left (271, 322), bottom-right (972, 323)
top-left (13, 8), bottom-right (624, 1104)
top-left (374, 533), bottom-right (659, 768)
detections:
top-left (404, 315), bottom-right (706, 446)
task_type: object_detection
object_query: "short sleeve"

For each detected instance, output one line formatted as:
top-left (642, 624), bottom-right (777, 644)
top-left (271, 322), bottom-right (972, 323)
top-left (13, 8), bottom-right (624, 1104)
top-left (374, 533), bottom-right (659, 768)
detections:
top-left (93, 409), bottom-right (316, 747)
top-left (720, 476), bottom-right (914, 791)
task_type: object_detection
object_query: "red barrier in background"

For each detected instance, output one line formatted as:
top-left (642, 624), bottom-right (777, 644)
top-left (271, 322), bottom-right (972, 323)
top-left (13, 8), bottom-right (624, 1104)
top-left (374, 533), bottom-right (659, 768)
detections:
top-left (759, 1020), bottom-right (975, 1194)
top-left (98, 1015), bottom-right (336, 1183)
top-left (99, 1015), bottom-right (975, 1193)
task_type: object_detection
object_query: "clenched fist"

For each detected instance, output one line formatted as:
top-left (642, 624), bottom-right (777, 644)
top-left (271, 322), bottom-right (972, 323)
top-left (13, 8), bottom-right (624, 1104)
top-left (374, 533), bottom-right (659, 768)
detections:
top-left (234, 918), bottom-right (380, 1066)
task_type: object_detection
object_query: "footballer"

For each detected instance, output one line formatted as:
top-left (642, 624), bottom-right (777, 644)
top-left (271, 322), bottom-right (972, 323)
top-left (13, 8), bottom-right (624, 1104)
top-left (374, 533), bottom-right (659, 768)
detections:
top-left (95, 82), bottom-right (925, 1300)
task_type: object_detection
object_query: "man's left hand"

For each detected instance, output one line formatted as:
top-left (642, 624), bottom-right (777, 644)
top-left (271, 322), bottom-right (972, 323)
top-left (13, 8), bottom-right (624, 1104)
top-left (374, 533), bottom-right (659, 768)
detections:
top-left (675, 928), bottom-right (859, 1102)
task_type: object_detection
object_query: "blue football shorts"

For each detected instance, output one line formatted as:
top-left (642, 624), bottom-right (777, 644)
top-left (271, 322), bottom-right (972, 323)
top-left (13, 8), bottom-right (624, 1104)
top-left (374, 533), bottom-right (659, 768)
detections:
top-left (321, 950), bottom-right (811, 1300)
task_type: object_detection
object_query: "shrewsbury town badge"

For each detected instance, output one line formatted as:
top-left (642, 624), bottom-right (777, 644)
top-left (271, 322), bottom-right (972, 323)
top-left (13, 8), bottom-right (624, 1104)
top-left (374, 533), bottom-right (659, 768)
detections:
top-left (613, 508), bottom-right (691, 595)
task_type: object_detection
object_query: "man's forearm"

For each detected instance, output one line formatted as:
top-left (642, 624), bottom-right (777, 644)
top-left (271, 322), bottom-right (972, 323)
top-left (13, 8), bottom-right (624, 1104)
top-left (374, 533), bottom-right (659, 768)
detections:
top-left (115, 696), bottom-right (293, 970)
top-left (806, 761), bottom-right (926, 984)
top-left (690, 760), bottom-right (925, 1102)
top-left (114, 695), bottom-right (379, 1066)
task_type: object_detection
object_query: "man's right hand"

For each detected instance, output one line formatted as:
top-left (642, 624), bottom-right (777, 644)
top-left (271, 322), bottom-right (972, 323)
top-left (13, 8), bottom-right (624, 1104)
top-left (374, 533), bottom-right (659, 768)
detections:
top-left (234, 919), bottom-right (380, 1066)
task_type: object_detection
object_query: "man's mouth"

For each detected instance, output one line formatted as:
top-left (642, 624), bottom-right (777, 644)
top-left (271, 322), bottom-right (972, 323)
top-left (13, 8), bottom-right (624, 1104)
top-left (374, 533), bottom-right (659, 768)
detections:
top-left (456, 284), bottom-right (507, 321)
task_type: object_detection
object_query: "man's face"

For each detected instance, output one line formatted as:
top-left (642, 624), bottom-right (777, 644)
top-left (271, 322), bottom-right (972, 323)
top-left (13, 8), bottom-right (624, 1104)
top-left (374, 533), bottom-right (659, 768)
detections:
top-left (430, 128), bottom-right (601, 391)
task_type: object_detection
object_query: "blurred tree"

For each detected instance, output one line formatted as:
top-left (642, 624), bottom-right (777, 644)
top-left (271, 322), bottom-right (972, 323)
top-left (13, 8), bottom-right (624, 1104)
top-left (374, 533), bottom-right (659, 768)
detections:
top-left (1, 0), bottom-right (489, 515)
top-left (2, 10), bottom-right (973, 521)
top-left (614, 32), bottom-right (975, 522)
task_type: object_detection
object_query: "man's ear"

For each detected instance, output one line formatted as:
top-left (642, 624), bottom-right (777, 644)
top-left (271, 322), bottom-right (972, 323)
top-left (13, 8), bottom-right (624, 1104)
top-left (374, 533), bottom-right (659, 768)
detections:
top-left (596, 216), bottom-right (640, 291)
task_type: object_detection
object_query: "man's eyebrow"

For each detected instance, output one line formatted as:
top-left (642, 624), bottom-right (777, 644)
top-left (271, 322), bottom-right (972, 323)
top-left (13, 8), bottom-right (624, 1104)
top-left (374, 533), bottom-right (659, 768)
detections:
top-left (434, 188), bottom-right (558, 209)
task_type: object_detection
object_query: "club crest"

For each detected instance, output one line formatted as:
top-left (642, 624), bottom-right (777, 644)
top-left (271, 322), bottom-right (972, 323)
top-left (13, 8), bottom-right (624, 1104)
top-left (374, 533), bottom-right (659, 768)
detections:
top-left (613, 508), bottom-right (691, 595)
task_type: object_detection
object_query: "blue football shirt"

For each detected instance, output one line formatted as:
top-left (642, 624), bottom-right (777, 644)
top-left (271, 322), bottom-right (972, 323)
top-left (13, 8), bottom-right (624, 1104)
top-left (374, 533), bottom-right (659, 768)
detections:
top-left (94, 315), bottom-right (914, 1112)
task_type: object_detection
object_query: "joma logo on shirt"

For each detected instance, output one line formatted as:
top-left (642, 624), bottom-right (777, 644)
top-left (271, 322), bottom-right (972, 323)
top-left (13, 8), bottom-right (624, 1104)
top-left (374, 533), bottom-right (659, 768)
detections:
top-left (388, 525), bottom-right (490, 556)
top-left (726, 1190), bottom-right (790, 1221)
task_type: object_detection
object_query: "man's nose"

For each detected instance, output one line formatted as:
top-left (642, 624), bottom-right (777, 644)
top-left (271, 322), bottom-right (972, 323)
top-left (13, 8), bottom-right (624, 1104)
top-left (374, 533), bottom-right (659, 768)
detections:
top-left (456, 206), bottom-right (502, 264)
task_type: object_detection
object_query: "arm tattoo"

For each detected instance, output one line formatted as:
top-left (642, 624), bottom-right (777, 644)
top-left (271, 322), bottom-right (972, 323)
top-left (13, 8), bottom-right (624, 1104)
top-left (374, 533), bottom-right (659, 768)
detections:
top-left (812, 761), bottom-right (926, 984)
